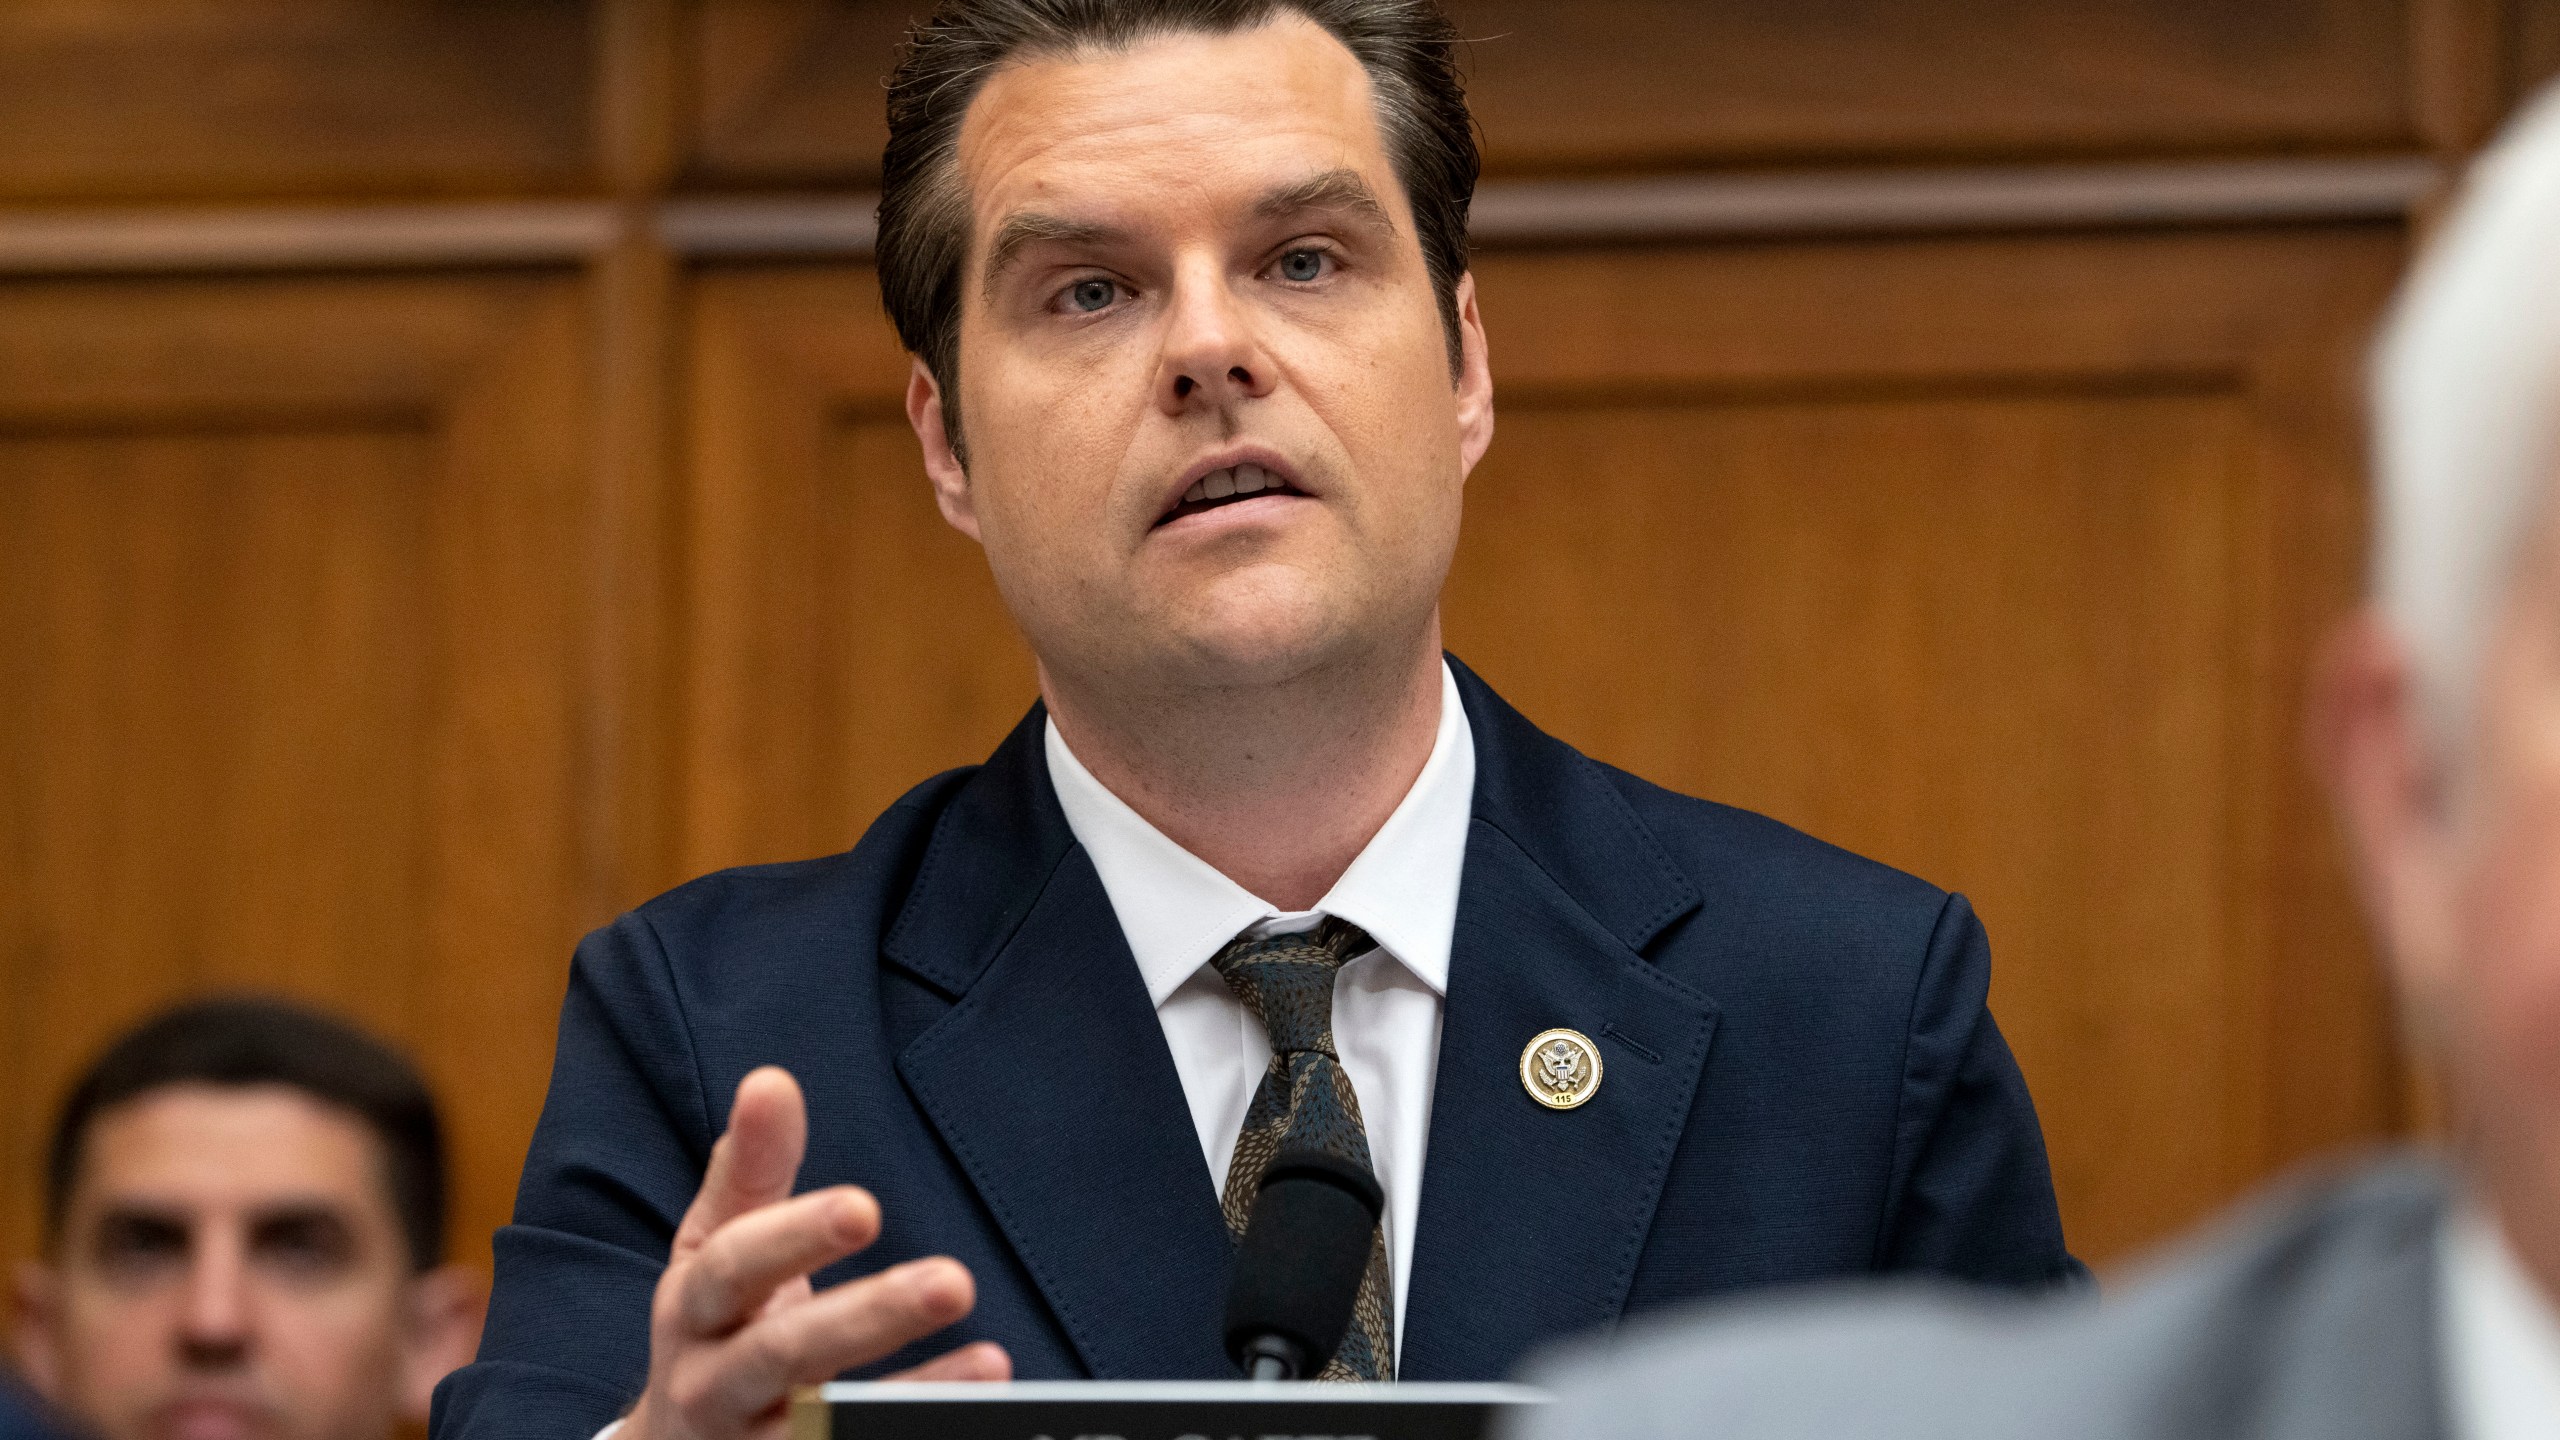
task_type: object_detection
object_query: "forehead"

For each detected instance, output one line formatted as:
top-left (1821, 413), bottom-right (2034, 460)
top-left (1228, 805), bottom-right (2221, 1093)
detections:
top-left (957, 16), bottom-right (1394, 235)
top-left (72, 1083), bottom-right (387, 1216)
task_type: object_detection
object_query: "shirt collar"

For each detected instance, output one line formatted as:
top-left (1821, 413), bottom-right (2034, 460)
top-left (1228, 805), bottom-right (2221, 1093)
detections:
top-left (2441, 1195), bottom-right (2560, 1440)
top-left (1044, 661), bottom-right (1474, 1008)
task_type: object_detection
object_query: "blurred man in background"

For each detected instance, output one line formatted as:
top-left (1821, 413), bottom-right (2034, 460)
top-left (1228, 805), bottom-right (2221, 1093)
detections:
top-left (12, 998), bottom-right (481, 1440)
top-left (1510, 81), bottom-right (2560, 1440)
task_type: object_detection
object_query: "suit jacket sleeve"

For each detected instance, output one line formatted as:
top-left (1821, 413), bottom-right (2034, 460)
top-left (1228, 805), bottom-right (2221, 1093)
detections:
top-left (1873, 893), bottom-right (2088, 1287)
top-left (431, 911), bottom-right (714, 1440)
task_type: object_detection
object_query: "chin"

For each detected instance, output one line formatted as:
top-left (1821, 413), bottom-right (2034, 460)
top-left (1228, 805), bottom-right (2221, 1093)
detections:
top-left (1130, 563), bottom-right (1290, 639)
top-left (1154, 604), bottom-right (1355, 691)
top-left (1164, 632), bottom-right (1337, 691)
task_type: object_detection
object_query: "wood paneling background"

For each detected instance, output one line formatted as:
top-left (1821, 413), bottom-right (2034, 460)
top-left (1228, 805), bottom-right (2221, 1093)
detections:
top-left (0, 270), bottom-right (597, 1286)
top-left (1453, 232), bottom-right (2397, 1257)
top-left (7, 0), bottom-right (2559, 1318)
top-left (0, 3), bottom-right (598, 200)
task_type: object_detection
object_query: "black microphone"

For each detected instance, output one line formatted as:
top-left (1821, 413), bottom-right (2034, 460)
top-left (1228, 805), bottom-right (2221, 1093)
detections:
top-left (1222, 1148), bottom-right (1386, 1381)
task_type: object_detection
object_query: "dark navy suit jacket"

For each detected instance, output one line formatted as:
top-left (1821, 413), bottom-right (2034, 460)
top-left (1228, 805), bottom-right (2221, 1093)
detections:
top-left (433, 662), bottom-right (2080, 1438)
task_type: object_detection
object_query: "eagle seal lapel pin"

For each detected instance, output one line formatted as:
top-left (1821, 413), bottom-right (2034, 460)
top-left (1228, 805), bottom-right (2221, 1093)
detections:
top-left (1520, 1028), bottom-right (1602, 1109)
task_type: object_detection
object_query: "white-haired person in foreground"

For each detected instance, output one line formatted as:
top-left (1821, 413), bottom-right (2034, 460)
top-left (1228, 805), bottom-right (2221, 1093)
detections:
top-left (1506, 83), bottom-right (2560, 1440)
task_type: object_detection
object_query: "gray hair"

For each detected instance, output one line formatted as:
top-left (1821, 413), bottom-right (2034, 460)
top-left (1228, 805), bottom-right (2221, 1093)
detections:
top-left (2371, 83), bottom-right (2560, 741)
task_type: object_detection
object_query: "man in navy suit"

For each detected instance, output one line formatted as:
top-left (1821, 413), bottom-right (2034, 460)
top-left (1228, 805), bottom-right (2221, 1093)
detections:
top-left (432, 3), bottom-right (2080, 1437)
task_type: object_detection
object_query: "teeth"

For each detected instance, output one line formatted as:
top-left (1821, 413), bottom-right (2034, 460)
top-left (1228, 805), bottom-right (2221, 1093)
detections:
top-left (1175, 464), bottom-right (1291, 513)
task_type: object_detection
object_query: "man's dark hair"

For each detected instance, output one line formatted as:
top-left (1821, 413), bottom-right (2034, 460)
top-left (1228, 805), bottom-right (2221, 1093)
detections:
top-left (877, 0), bottom-right (1479, 454)
top-left (44, 996), bottom-right (448, 1273)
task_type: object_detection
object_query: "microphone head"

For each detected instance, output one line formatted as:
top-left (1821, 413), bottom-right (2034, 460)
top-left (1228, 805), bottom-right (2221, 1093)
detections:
top-left (1222, 1148), bottom-right (1386, 1380)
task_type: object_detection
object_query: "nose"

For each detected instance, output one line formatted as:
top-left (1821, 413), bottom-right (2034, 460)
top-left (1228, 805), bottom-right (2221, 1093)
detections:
top-left (177, 1227), bottom-right (251, 1371)
top-left (1155, 257), bottom-right (1275, 415)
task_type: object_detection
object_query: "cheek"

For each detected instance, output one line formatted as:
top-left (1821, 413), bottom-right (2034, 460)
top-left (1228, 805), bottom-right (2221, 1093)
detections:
top-left (255, 1283), bottom-right (406, 1391)
top-left (2451, 775), bottom-right (2560, 1115)
top-left (1291, 322), bottom-right (1461, 506)
top-left (969, 353), bottom-right (1148, 542)
top-left (2453, 620), bottom-right (2560, 1094)
top-left (60, 1288), bottom-right (176, 1391)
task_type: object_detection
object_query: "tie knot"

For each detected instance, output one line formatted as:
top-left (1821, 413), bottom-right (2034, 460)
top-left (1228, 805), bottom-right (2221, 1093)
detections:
top-left (1210, 916), bottom-right (1370, 1058)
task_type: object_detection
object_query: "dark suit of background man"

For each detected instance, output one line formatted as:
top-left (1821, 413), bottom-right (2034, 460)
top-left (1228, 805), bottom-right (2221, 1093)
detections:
top-left (1510, 81), bottom-right (2560, 1440)
top-left (432, 3), bottom-right (2081, 1437)
top-left (0, 1377), bottom-right (64, 1440)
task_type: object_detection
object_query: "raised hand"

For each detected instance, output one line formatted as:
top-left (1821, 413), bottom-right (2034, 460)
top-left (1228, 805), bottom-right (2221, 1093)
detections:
top-left (623, 1067), bottom-right (1010, 1440)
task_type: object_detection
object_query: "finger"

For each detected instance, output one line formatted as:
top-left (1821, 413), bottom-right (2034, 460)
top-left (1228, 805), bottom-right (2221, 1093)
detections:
top-left (677, 1187), bottom-right (880, 1337)
top-left (883, 1341), bottom-right (1012, 1383)
top-left (676, 1067), bottom-right (808, 1252)
top-left (753, 1273), bottom-right (815, 1325)
top-left (691, 1258), bottom-right (978, 1422)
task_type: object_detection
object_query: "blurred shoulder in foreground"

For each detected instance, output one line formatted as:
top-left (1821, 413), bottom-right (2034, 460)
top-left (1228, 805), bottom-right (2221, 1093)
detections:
top-left (1512, 1153), bottom-right (2448, 1440)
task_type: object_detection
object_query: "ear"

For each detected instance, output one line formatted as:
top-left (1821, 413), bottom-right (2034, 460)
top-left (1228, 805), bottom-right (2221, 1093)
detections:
top-left (1450, 272), bottom-right (1495, 480)
top-left (907, 358), bottom-right (982, 542)
top-left (11, 1261), bottom-right (62, 1395)
top-left (395, 1266), bottom-right (486, 1421)
top-left (2309, 609), bottom-right (2462, 1007)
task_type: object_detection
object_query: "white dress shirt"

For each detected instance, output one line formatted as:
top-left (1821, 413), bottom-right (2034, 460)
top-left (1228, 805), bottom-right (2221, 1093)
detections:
top-left (1043, 660), bottom-right (1474, 1358)
top-left (2442, 1201), bottom-right (2560, 1440)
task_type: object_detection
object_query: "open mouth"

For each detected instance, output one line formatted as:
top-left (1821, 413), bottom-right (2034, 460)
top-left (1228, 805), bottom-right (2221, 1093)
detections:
top-left (1155, 462), bottom-right (1308, 527)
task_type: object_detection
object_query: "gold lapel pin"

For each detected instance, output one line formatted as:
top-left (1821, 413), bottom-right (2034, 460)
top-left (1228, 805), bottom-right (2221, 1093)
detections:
top-left (1520, 1028), bottom-right (1603, 1109)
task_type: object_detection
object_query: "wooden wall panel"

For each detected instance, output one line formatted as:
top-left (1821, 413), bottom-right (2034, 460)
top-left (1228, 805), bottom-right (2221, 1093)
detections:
top-left (1451, 0), bottom-right (2413, 172)
top-left (1454, 231), bottom-right (2401, 1258)
top-left (0, 274), bottom-right (602, 1282)
top-left (1453, 390), bottom-right (2251, 1259)
top-left (0, 1), bottom-right (597, 201)
top-left (682, 0), bottom-right (2424, 186)
top-left (687, 1), bottom-right (913, 188)
top-left (682, 264), bottom-right (1035, 874)
top-left (2520, 0), bottom-right (2560, 98)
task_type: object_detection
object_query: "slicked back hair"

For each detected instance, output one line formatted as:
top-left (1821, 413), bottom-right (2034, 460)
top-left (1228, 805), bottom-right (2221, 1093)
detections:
top-left (45, 996), bottom-right (448, 1273)
top-left (877, 0), bottom-right (1479, 455)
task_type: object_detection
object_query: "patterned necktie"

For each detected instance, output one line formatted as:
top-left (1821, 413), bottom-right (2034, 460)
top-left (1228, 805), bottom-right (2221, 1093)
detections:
top-left (1211, 915), bottom-right (1395, 1381)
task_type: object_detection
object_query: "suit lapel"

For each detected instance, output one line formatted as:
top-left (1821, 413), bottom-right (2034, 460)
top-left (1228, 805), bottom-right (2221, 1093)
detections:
top-left (1399, 663), bottom-right (1719, 1379)
top-left (886, 708), bottom-right (1236, 1379)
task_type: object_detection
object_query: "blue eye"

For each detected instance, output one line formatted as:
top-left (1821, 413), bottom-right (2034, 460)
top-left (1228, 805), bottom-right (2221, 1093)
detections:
top-left (1067, 278), bottom-right (1117, 312)
top-left (1278, 249), bottom-right (1326, 282)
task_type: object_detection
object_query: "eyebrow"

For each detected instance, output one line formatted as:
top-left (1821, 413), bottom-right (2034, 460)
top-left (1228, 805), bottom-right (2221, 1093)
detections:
top-left (248, 1201), bottom-right (353, 1230)
top-left (1253, 168), bottom-right (1396, 234)
top-left (977, 168), bottom-right (1399, 298)
top-left (92, 1204), bottom-right (188, 1235)
top-left (982, 212), bottom-right (1132, 298)
top-left (91, 1195), bottom-right (351, 1227)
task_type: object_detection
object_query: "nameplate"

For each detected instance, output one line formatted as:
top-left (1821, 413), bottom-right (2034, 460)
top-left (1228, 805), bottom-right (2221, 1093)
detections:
top-left (789, 1380), bottom-right (1545, 1440)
